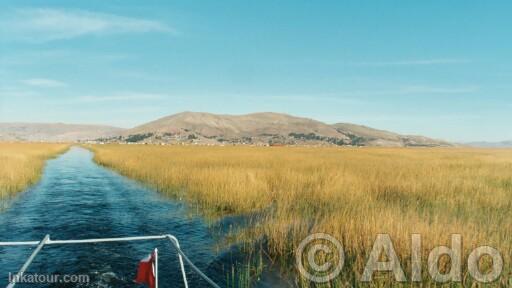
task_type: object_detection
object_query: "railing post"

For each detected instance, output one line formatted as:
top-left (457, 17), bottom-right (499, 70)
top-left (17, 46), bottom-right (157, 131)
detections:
top-left (2, 234), bottom-right (221, 288)
top-left (154, 248), bottom-right (158, 288)
top-left (167, 236), bottom-right (189, 288)
top-left (166, 235), bottom-right (221, 288)
top-left (6, 234), bottom-right (50, 288)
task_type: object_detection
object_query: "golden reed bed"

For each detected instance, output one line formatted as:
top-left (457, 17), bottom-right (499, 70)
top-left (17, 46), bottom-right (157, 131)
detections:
top-left (0, 143), bottom-right (68, 200)
top-left (91, 144), bottom-right (512, 286)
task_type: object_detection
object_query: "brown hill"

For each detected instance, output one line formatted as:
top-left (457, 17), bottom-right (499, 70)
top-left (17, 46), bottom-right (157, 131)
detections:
top-left (465, 141), bottom-right (512, 148)
top-left (122, 112), bottom-right (450, 147)
top-left (126, 112), bottom-right (344, 138)
top-left (332, 123), bottom-right (452, 147)
top-left (0, 123), bottom-right (124, 142)
top-left (0, 112), bottom-right (452, 146)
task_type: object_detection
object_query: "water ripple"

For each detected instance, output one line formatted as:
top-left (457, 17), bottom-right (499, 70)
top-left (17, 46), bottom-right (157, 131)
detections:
top-left (0, 147), bottom-right (222, 287)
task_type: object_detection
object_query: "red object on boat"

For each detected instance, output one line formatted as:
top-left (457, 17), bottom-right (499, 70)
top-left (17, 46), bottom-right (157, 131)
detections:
top-left (135, 252), bottom-right (156, 288)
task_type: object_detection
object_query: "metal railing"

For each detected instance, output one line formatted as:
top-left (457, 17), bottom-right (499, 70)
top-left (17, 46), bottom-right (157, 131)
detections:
top-left (0, 234), bottom-right (221, 288)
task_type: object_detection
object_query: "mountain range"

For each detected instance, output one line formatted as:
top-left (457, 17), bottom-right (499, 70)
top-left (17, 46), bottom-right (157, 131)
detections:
top-left (0, 112), bottom-right (452, 147)
top-left (0, 123), bottom-right (123, 142)
top-left (465, 141), bottom-right (512, 148)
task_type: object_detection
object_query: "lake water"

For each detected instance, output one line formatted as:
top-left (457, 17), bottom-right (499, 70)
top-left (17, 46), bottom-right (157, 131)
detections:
top-left (0, 147), bottom-right (235, 287)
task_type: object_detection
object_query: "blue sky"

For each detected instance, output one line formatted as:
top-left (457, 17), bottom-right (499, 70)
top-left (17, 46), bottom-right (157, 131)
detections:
top-left (0, 1), bottom-right (511, 142)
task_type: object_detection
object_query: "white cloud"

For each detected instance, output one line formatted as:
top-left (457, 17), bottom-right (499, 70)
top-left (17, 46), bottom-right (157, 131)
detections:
top-left (346, 114), bottom-right (484, 122)
top-left (335, 85), bottom-right (478, 96)
top-left (76, 92), bottom-right (167, 102)
top-left (268, 94), bottom-right (366, 105)
top-left (22, 78), bottom-right (67, 87)
top-left (0, 8), bottom-right (174, 42)
top-left (353, 59), bottom-right (470, 67)
top-left (267, 85), bottom-right (476, 102)
top-left (0, 87), bottom-right (39, 98)
top-left (394, 85), bottom-right (478, 94)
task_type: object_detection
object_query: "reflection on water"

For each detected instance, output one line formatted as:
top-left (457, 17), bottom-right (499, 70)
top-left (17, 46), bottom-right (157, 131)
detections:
top-left (0, 147), bottom-right (224, 287)
top-left (0, 147), bottom-right (293, 287)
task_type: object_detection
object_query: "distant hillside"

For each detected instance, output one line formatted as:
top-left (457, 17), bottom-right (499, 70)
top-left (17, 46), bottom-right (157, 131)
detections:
top-left (466, 141), bottom-right (512, 148)
top-left (119, 112), bottom-right (451, 147)
top-left (0, 112), bottom-right (453, 146)
top-left (126, 112), bottom-right (341, 137)
top-left (332, 123), bottom-right (452, 147)
top-left (0, 123), bottom-right (124, 142)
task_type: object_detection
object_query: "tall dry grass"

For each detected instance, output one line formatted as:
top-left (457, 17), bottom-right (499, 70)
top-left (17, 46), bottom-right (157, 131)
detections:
top-left (91, 144), bottom-right (512, 286)
top-left (0, 143), bottom-right (69, 200)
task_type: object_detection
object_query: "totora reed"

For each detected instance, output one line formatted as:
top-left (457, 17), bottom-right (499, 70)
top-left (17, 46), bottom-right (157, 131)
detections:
top-left (0, 143), bottom-right (69, 201)
top-left (90, 144), bottom-right (512, 286)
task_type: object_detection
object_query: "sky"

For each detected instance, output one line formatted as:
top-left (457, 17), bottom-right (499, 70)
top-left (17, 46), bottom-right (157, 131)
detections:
top-left (0, 1), bottom-right (511, 142)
